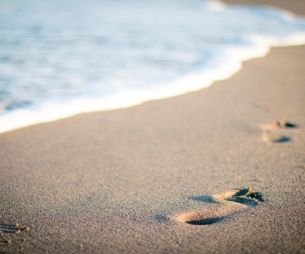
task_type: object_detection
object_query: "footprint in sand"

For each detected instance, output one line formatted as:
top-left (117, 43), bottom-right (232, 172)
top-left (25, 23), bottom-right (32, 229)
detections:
top-left (260, 120), bottom-right (298, 143)
top-left (0, 223), bottom-right (30, 245)
top-left (172, 187), bottom-right (264, 226)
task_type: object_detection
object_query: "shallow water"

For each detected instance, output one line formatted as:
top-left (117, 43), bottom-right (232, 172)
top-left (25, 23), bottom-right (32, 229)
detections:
top-left (0, 0), bottom-right (305, 133)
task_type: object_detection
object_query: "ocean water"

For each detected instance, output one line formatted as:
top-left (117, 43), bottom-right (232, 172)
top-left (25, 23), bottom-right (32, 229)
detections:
top-left (1, 0), bottom-right (305, 133)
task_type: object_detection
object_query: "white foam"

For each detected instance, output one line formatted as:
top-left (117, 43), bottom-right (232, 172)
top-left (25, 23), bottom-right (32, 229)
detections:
top-left (207, 0), bottom-right (227, 11)
top-left (1, 32), bottom-right (305, 134)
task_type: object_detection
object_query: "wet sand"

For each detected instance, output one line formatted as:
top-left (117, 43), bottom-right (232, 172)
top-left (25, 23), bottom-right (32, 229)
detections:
top-left (224, 0), bottom-right (305, 16)
top-left (1, 1), bottom-right (305, 253)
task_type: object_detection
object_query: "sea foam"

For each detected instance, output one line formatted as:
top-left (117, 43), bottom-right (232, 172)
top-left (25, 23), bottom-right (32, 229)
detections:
top-left (0, 0), bottom-right (305, 133)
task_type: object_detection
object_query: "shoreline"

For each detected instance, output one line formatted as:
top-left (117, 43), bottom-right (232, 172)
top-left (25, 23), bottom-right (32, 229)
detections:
top-left (1, 1), bottom-right (305, 253)
top-left (222, 0), bottom-right (305, 16)
top-left (1, 2), bottom-right (305, 134)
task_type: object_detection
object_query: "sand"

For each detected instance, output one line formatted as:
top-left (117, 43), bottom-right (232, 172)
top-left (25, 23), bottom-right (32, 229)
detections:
top-left (1, 1), bottom-right (305, 253)
top-left (223, 0), bottom-right (305, 16)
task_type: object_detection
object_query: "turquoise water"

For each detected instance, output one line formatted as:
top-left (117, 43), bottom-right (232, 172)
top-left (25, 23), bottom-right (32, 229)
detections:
top-left (0, 0), bottom-right (305, 132)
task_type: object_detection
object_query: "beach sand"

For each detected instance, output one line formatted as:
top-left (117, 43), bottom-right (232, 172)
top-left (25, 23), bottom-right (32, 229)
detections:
top-left (224, 0), bottom-right (305, 16)
top-left (1, 1), bottom-right (305, 253)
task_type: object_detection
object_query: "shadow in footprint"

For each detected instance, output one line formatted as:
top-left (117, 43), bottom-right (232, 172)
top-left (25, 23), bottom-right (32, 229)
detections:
top-left (273, 136), bottom-right (291, 143)
top-left (190, 195), bottom-right (219, 203)
top-left (154, 214), bottom-right (169, 223)
top-left (174, 210), bottom-right (231, 226)
top-left (283, 122), bottom-right (298, 129)
top-left (0, 224), bottom-right (18, 234)
top-left (230, 196), bottom-right (258, 207)
top-left (186, 217), bottom-right (224, 225)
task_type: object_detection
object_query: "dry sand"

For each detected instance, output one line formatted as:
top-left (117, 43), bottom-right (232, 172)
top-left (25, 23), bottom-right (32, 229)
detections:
top-left (1, 1), bottom-right (305, 253)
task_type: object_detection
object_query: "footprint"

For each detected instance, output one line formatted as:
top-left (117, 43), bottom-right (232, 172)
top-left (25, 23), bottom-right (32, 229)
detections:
top-left (261, 120), bottom-right (298, 143)
top-left (261, 131), bottom-right (291, 143)
top-left (0, 223), bottom-right (30, 245)
top-left (261, 120), bottom-right (297, 130)
top-left (171, 187), bottom-right (264, 226)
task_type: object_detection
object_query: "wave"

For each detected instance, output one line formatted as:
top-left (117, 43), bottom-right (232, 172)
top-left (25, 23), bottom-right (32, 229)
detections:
top-left (0, 0), bottom-right (305, 134)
